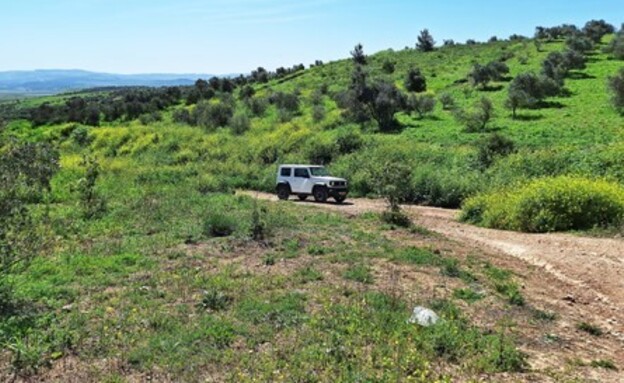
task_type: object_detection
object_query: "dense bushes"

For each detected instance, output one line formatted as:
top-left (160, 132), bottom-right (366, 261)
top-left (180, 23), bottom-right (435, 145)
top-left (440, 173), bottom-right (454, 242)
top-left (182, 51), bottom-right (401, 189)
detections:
top-left (608, 68), bottom-right (624, 114)
top-left (461, 177), bottom-right (624, 232)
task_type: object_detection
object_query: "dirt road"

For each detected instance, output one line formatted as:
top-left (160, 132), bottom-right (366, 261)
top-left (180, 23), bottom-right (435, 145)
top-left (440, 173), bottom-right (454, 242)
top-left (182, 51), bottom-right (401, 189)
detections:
top-left (243, 191), bottom-right (624, 376)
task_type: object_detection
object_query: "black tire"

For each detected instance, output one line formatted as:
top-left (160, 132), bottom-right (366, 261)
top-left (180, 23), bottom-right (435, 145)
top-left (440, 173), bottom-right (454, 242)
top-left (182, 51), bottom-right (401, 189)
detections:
top-left (334, 196), bottom-right (346, 204)
top-left (313, 186), bottom-right (328, 203)
top-left (277, 184), bottom-right (290, 200)
top-left (298, 195), bottom-right (308, 201)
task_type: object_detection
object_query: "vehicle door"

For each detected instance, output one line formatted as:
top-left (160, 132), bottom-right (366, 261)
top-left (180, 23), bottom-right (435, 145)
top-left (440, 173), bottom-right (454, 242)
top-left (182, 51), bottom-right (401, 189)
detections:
top-left (292, 168), bottom-right (311, 193)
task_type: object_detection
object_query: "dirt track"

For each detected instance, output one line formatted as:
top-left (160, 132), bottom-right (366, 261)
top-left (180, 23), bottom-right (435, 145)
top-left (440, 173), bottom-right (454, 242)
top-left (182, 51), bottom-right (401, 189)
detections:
top-left (243, 191), bottom-right (624, 378)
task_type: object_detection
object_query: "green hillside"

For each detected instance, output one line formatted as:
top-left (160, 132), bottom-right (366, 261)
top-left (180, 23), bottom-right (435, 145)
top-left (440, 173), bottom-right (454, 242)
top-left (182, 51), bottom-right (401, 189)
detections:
top-left (5, 33), bottom-right (624, 211)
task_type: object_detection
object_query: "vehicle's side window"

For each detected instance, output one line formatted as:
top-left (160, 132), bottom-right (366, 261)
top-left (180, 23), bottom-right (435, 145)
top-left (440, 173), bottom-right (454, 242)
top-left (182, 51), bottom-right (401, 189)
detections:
top-left (280, 167), bottom-right (292, 177)
top-left (294, 168), bottom-right (309, 178)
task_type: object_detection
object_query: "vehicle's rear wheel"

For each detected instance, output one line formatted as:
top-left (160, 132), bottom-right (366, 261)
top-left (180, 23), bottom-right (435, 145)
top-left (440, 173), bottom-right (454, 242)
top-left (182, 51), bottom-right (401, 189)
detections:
top-left (277, 184), bottom-right (290, 200)
top-left (334, 196), bottom-right (346, 204)
top-left (313, 186), bottom-right (328, 203)
top-left (298, 195), bottom-right (308, 201)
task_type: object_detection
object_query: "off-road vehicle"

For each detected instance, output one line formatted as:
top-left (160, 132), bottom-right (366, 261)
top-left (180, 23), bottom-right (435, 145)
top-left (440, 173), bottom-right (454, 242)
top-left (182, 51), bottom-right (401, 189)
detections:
top-left (276, 164), bottom-right (348, 203)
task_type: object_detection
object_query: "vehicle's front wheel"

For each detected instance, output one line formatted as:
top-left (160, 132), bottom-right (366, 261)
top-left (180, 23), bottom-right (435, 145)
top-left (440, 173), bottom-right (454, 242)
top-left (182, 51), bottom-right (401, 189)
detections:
top-left (277, 184), bottom-right (290, 200)
top-left (298, 195), bottom-right (308, 201)
top-left (313, 186), bottom-right (328, 203)
top-left (334, 196), bottom-right (346, 204)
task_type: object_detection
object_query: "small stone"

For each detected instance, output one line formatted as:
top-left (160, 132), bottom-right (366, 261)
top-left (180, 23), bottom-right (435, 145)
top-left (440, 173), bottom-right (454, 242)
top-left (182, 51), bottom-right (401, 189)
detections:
top-left (62, 304), bottom-right (74, 312)
top-left (408, 306), bottom-right (439, 326)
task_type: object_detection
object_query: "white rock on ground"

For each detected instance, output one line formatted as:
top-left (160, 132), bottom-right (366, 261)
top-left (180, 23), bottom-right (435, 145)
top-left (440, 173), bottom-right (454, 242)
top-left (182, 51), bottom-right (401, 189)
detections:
top-left (408, 306), bottom-right (439, 326)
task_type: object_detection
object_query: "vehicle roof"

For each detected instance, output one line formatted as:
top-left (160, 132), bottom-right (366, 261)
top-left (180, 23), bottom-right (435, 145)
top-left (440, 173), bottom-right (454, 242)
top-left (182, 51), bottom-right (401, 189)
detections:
top-left (278, 164), bottom-right (324, 168)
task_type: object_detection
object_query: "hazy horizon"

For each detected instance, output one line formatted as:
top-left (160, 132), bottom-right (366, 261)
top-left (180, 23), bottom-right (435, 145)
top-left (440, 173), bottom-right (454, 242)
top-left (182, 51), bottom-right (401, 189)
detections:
top-left (2, 0), bottom-right (623, 75)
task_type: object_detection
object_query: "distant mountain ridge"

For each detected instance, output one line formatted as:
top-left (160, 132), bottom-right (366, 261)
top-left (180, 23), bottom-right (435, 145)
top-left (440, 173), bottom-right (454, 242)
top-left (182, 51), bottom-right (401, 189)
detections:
top-left (0, 69), bottom-right (233, 95)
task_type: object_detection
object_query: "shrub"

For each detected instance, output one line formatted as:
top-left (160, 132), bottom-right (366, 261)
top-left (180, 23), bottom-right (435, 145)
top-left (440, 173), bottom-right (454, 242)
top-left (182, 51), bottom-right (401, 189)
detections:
top-left (604, 27), bottom-right (624, 59)
top-left (608, 68), bottom-right (624, 114)
top-left (406, 93), bottom-right (436, 118)
top-left (193, 100), bottom-right (234, 130)
top-left (172, 108), bottom-right (192, 124)
top-left (382, 59), bottom-right (396, 74)
top-left (139, 111), bottom-right (162, 125)
top-left (380, 208), bottom-right (411, 228)
top-left (305, 139), bottom-right (338, 165)
top-left (335, 128), bottom-right (363, 154)
top-left (0, 141), bottom-right (59, 311)
top-left (582, 19), bottom-right (615, 43)
top-left (69, 125), bottom-right (92, 146)
top-left (455, 97), bottom-right (495, 132)
top-left (247, 97), bottom-right (268, 117)
top-left (204, 211), bottom-right (238, 237)
top-left (404, 68), bottom-right (427, 92)
top-left (468, 61), bottom-right (509, 89)
top-left (230, 111), bottom-right (251, 135)
top-left (461, 177), bottom-right (624, 232)
top-left (566, 35), bottom-right (594, 54)
top-left (506, 72), bottom-right (560, 116)
top-left (476, 133), bottom-right (516, 169)
top-left (76, 155), bottom-right (106, 219)
top-left (312, 104), bottom-right (326, 122)
top-left (438, 93), bottom-right (455, 110)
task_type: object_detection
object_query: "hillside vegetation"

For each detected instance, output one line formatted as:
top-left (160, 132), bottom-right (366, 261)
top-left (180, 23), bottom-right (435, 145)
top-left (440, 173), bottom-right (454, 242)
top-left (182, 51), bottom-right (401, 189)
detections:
top-left (0, 20), bottom-right (623, 381)
top-left (4, 22), bottom-right (624, 215)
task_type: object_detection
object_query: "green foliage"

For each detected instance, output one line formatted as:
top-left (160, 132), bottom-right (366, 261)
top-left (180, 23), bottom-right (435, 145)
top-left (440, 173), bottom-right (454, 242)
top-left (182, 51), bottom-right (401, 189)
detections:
top-left (193, 100), bottom-right (234, 130)
top-left (476, 133), bottom-right (515, 169)
top-left (381, 59), bottom-right (395, 74)
top-left (577, 321), bottom-right (603, 336)
top-left (608, 68), bottom-right (624, 114)
top-left (461, 177), bottom-right (624, 232)
top-left (296, 265), bottom-right (323, 283)
top-left (0, 140), bottom-right (59, 313)
top-left (230, 110), bottom-right (251, 135)
top-left (582, 19), bottom-right (615, 43)
top-left (197, 288), bottom-right (233, 311)
top-left (468, 61), bottom-right (509, 89)
top-left (506, 72), bottom-right (560, 117)
top-left (566, 35), bottom-right (594, 54)
top-left (305, 138), bottom-right (338, 165)
top-left (406, 93), bottom-right (436, 118)
top-left (438, 93), bottom-right (455, 110)
top-left (453, 288), bottom-right (484, 303)
top-left (380, 208), bottom-right (412, 228)
top-left (604, 26), bottom-right (624, 59)
top-left (590, 359), bottom-right (617, 370)
top-left (404, 67), bottom-right (427, 92)
top-left (76, 155), bottom-right (106, 219)
top-left (69, 125), bottom-right (93, 146)
top-left (343, 264), bottom-right (373, 284)
top-left (416, 29), bottom-right (435, 52)
top-left (203, 211), bottom-right (238, 237)
top-left (455, 96), bottom-right (495, 132)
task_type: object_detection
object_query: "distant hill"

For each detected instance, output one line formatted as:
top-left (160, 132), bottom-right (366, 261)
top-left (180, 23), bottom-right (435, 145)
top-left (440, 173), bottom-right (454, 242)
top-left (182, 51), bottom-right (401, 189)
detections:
top-left (0, 69), bottom-right (232, 95)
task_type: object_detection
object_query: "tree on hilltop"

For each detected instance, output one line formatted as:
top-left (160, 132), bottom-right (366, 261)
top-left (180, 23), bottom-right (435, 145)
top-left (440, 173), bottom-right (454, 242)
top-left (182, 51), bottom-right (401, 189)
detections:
top-left (416, 29), bottom-right (435, 52)
top-left (351, 43), bottom-right (367, 65)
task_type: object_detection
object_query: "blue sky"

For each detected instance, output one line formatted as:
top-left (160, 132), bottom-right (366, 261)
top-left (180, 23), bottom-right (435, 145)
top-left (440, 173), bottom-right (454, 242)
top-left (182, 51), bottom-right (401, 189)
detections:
top-left (1, 0), bottom-right (622, 74)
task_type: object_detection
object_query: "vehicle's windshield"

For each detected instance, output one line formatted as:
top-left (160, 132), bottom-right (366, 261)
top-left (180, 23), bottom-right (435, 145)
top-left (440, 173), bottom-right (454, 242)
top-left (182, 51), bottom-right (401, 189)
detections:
top-left (309, 167), bottom-right (330, 176)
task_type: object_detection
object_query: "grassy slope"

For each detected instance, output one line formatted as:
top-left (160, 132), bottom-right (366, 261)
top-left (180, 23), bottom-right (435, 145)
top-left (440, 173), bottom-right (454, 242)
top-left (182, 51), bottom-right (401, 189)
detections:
top-left (7, 37), bottom-right (623, 208)
top-left (1, 36), bottom-right (623, 380)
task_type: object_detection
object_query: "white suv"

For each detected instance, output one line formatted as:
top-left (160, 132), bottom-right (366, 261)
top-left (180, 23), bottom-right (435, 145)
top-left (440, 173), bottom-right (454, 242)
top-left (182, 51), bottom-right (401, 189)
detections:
top-left (276, 164), bottom-right (348, 203)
